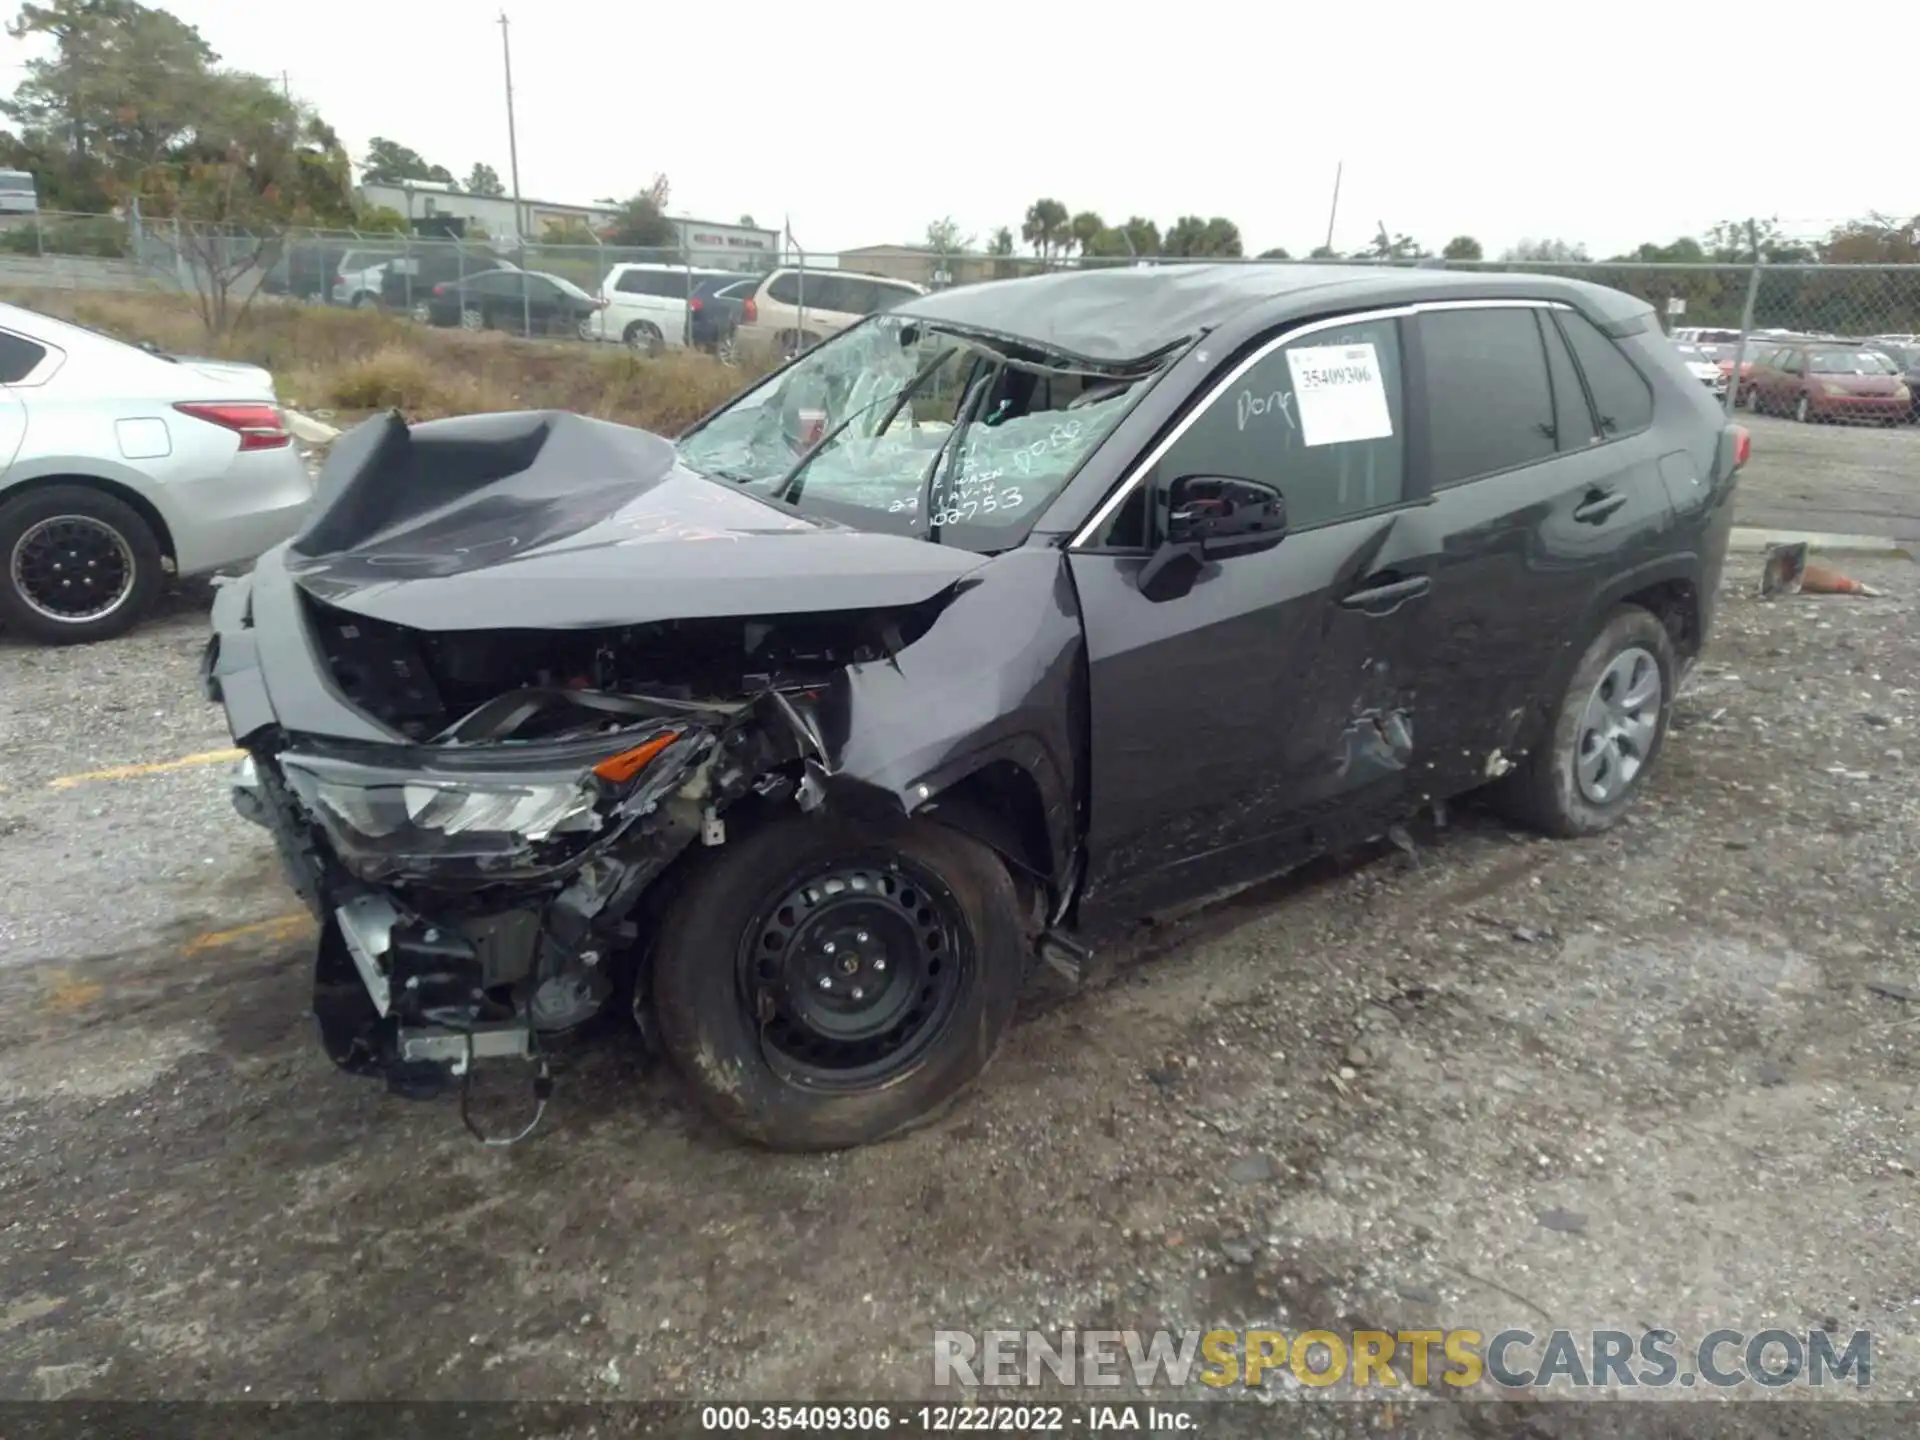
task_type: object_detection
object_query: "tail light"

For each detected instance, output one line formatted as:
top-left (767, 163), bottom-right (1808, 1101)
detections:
top-left (741, 296), bottom-right (757, 323)
top-left (688, 297), bottom-right (704, 312)
top-left (1731, 424), bottom-right (1751, 470)
top-left (174, 401), bottom-right (291, 452)
top-left (432, 283), bottom-right (446, 297)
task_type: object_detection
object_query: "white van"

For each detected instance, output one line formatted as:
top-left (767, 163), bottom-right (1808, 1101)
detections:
top-left (587, 263), bottom-right (748, 352)
top-left (0, 169), bottom-right (37, 215)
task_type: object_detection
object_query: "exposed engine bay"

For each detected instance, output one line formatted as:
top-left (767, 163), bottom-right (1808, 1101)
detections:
top-left (303, 592), bottom-right (940, 742)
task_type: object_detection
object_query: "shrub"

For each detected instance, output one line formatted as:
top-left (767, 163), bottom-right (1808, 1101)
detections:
top-left (0, 289), bottom-right (763, 435)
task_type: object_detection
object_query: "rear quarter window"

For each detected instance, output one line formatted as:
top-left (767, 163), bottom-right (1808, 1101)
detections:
top-left (767, 272), bottom-right (803, 306)
top-left (0, 330), bottom-right (48, 383)
top-left (1554, 310), bottom-right (1654, 437)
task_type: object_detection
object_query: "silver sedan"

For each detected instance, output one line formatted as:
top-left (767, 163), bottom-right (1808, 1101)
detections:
top-left (0, 302), bottom-right (315, 644)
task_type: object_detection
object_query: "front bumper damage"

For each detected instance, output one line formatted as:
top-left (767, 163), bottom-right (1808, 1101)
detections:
top-left (217, 644), bottom-right (832, 1134)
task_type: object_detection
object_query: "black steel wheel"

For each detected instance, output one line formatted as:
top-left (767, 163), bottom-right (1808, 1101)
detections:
top-left (650, 812), bottom-right (1026, 1150)
top-left (742, 857), bottom-right (969, 1090)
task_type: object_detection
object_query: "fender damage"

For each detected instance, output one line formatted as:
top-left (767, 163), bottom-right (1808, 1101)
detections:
top-left (202, 409), bottom-right (1085, 1122)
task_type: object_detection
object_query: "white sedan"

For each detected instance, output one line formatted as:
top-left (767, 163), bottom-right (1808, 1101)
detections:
top-left (0, 302), bottom-right (314, 644)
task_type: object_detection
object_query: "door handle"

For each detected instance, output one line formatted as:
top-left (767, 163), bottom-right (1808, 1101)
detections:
top-left (1340, 574), bottom-right (1431, 611)
top-left (1573, 489), bottom-right (1628, 524)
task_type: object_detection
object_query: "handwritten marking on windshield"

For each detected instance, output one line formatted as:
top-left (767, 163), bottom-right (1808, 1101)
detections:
top-left (1237, 387), bottom-right (1296, 433)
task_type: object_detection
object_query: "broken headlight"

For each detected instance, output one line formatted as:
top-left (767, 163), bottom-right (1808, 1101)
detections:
top-left (278, 734), bottom-right (680, 883)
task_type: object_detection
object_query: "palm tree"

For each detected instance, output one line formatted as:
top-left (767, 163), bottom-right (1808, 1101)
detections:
top-left (1022, 198), bottom-right (1069, 265)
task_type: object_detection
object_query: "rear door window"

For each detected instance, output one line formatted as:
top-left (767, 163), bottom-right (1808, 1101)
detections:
top-left (1553, 310), bottom-right (1654, 437)
top-left (832, 278), bottom-right (880, 314)
top-left (798, 275), bottom-right (847, 312)
top-left (1418, 306), bottom-right (1557, 487)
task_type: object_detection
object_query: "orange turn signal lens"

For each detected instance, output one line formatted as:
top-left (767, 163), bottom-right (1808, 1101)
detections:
top-left (592, 731), bottom-right (680, 784)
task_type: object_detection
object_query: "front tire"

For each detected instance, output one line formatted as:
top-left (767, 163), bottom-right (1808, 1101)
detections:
top-left (650, 812), bottom-right (1026, 1151)
top-left (1495, 605), bottom-right (1675, 838)
top-left (0, 485), bottom-right (163, 644)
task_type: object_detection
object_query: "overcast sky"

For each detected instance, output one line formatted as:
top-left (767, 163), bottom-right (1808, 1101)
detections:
top-left (6, 0), bottom-right (1907, 256)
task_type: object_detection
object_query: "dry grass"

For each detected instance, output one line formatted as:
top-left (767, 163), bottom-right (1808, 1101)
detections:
top-left (0, 289), bottom-right (764, 436)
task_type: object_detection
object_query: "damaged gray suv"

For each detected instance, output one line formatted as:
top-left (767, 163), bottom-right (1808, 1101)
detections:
top-left (204, 264), bottom-right (1747, 1149)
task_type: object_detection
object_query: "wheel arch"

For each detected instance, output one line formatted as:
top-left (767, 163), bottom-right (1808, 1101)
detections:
top-left (1520, 555), bottom-right (1702, 754)
top-left (820, 740), bottom-right (1076, 914)
top-left (0, 471), bottom-right (177, 565)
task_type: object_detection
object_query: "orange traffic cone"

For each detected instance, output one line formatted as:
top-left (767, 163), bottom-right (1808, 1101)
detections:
top-left (1799, 562), bottom-right (1882, 597)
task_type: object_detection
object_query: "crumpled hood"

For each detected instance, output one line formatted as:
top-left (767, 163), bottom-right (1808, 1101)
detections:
top-left (284, 409), bottom-right (989, 631)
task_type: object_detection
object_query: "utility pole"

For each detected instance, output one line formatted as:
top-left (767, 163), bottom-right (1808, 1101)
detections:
top-left (1725, 217), bottom-right (1763, 420)
top-left (1322, 161), bottom-right (1343, 257)
top-left (280, 71), bottom-right (291, 101)
top-left (499, 11), bottom-right (531, 337)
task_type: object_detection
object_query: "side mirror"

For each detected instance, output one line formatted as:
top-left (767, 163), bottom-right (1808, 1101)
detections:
top-left (1164, 473), bottom-right (1288, 555)
top-left (1138, 474), bottom-right (1287, 601)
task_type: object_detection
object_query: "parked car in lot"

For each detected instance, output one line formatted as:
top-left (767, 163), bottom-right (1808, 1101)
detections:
top-left (386, 251), bottom-right (515, 313)
top-left (0, 303), bottom-right (311, 644)
top-left (733, 267), bottom-right (926, 357)
top-left (1746, 341), bottom-right (1912, 423)
top-left (331, 249), bottom-right (406, 308)
top-left (584, 263), bottom-right (749, 352)
top-left (262, 243), bottom-right (350, 303)
top-left (1671, 341), bottom-right (1729, 399)
top-left (1706, 342), bottom-right (1767, 405)
top-left (1673, 326), bottom-right (1743, 347)
top-left (419, 268), bottom-right (604, 336)
top-left (686, 273), bottom-right (760, 358)
top-left (206, 264), bottom-right (1745, 1150)
top-left (1865, 341), bottom-right (1920, 420)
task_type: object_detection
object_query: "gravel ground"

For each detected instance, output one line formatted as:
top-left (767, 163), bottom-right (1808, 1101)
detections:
top-left (2, 546), bottom-right (1916, 1423)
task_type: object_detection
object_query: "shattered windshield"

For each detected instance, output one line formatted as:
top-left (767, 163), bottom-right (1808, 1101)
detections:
top-left (675, 314), bottom-right (1155, 550)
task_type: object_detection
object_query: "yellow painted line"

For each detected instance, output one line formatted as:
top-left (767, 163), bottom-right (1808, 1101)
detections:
top-left (181, 913), bottom-right (313, 956)
top-left (40, 970), bottom-right (104, 1016)
top-left (48, 747), bottom-right (244, 790)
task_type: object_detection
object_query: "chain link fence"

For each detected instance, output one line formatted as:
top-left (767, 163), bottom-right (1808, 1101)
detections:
top-left (2, 211), bottom-right (1918, 419)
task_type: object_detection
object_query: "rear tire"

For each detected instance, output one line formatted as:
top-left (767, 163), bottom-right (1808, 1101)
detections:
top-left (1794, 393), bottom-right (1812, 423)
top-left (460, 305), bottom-right (484, 331)
top-left (0, 484), bottom-right (163, 645)
top-left (1493, 605), bottom-right (1675, 838)
top-left (623, 321), bottom-right (664, 357)
top-left (650, 812), bottom-right (1026, 1150)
